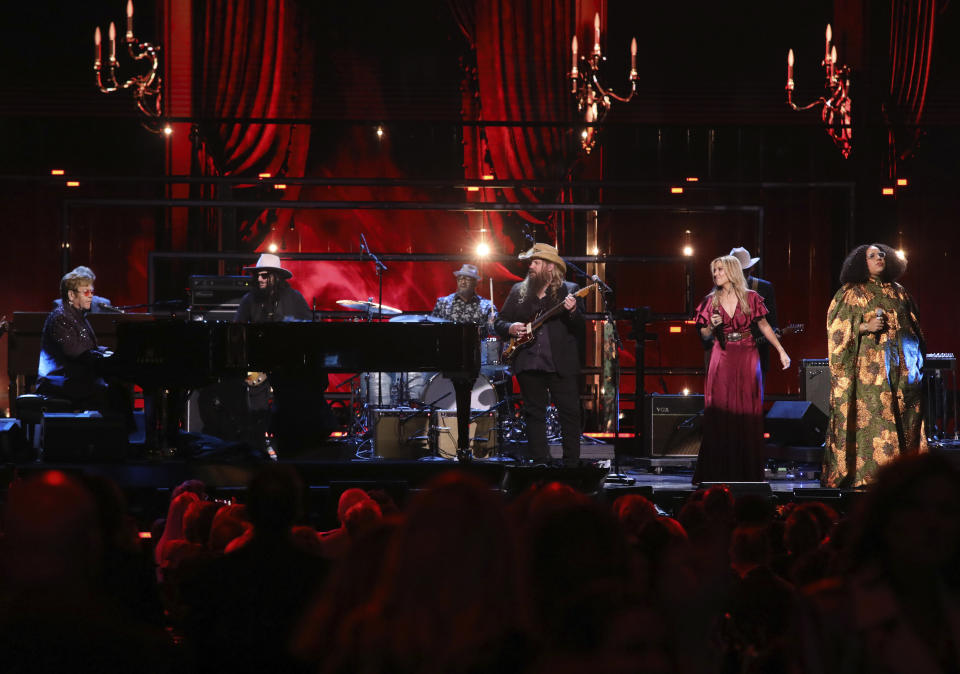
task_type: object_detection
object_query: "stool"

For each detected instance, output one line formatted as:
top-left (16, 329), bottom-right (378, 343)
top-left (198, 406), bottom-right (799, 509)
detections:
top-left (16, 394), bottom-right (76, 450)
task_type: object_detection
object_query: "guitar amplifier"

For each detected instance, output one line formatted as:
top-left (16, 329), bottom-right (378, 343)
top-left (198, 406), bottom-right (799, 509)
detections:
top-left (371, 408), bottom-right (429, 459)
top-left (189, 275), bottom-right (252, 308)
top-left (644, 394), bottom-right (704, 457)
top-left (801, 359), bottom-right (830, 418)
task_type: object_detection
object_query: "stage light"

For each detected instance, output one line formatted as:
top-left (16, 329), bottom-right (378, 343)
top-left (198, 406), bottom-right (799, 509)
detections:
top-left (882, 187), bottom-right (895, 196)
top-left (482, 174), bottom-right (495, 180)
top-left (591, 246), bottom-right (599, 256)
top-left (66, 181), bottom-right (80, 187)
top-left (273, 184), bottom-right (286, 190)
top-left (258, 172), bottom-right (271, 179)
top-left (897, 178), bottom-right (908, 186)
top-left (685, 176), bottom-right (699, 182)
top-left (683, 245), bottom-right (694, 256)
top-left (669, 326), bottom-right (682, 333)
top-left (670, 186), bottom-right (684, 194)
top-left (895, 249), bottom-right (906, 260)
top-left (682, 388), bottom-right (690, 395)
top-left (50, 169), bottom-right (65, 176)
top-left (163, 124), bottom-right (172, 135)
top-left (476, 242), bottom-right (490, 257)
top-left (267, 243), bottom-right (278, 253)
top-left (376, 126), bottom-right (384, 139)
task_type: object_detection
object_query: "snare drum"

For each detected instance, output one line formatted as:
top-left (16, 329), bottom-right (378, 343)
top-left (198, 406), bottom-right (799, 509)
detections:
top-left (422, 372), bottom-right (498, 410)
top-left (359, 372), bottom-right (406, 407)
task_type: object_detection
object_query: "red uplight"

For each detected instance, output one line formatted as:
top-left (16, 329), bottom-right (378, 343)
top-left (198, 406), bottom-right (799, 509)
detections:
top-left (763, 432), bottom-right (771, 439)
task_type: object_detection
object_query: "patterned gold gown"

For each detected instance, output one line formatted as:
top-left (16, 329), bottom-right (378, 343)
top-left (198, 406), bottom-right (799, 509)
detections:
top-left (822, 279), bottom-right (927, 488)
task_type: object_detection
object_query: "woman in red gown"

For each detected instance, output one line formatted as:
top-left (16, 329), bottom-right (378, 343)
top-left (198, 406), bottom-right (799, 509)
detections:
top-left (694, 256), bottom-right (791, 484)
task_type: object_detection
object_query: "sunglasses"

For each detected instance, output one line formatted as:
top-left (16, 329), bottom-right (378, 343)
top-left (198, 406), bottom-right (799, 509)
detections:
top-left (866, 250), bottom-right (886, 260)
top-left (256, 271), bottom-right (271, 279)
top-left (76, 288), bottom-right (95, 297)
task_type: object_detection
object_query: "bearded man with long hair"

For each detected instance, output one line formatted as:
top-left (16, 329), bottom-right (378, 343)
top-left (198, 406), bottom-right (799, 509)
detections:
top-left (495, 243), bottom-right (585, 466)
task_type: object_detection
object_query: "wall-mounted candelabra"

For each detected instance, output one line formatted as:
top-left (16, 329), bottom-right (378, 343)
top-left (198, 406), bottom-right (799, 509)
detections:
top-left (570, 13), bottom-right (637, 154)
top-left (94, 0), bottom-right (163, 132)
top-left (785, 24), bottom-right (852, 158)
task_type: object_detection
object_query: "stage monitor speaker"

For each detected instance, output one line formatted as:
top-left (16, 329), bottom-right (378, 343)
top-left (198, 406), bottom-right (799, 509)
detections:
top-left (801, 358), bottom-right (830, 418)
top-left (0, 418), bottom-right (26, 461)
top-left (645, 394), bottom-right (704, 457)
top-left (42, 412), bottom-right (128, 462)
top-left (765, 400), bottom-right (827, 447)
top-left (371, 408), bottom-right (429, 459)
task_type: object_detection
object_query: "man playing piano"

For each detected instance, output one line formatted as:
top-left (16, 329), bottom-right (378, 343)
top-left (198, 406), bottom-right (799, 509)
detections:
top-left (235, 254), bottom-right (335, 456)
top-left (495, 243), bottom-right (585, 466)
top-left (36, 266), bottom-right (131, 424)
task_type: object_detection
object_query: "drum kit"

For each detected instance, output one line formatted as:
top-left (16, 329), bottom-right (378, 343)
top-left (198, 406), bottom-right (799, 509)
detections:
top-left (337, 298), bottom-right (521, 460)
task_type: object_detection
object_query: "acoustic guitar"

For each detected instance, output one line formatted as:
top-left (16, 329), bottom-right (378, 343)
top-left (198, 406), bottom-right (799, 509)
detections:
top-left (501, 283), bottom-right (597, 362)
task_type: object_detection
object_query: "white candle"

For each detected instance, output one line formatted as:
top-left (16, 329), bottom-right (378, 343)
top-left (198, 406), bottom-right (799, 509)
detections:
top-left (108, 21), bottom-right (116, 61)
top-left (594, 12), bottom-right (601, 55)
top-left (94, 26), bottom-right (101, 64)
top-left (126, 0), bottom-right (134, 39)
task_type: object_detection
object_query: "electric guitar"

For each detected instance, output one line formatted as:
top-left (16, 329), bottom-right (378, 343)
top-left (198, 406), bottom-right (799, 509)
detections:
top-left (501, 284), bottom-right (597, 362)
top-left (756, 322), bottom-right (804, 345)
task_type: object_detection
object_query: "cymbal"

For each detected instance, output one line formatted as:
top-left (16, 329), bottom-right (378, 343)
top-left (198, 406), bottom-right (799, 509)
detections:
top-left (388, 313), bottom-right (451, 323)
top-left (336, 299), bottom-right (402, 315)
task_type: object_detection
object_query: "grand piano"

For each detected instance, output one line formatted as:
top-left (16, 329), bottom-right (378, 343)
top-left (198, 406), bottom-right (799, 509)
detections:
top-left (109, 320), bottom-right (482, 454)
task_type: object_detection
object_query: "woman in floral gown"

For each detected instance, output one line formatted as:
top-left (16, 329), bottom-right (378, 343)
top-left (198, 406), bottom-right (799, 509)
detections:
top-left (822, 244), bottom-right (927, 488)
top-left (694, 256), bottom-right (791, 484)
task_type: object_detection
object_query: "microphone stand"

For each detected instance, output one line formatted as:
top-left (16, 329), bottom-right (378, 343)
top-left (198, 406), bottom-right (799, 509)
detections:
top-left (595, 279), bottom-right (633, 485)
top-left (360, 233), bottom-right (389, 407)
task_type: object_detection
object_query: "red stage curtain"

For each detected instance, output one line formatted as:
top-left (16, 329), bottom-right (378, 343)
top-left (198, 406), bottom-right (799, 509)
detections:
top-left (452, 0), bottom-right (581, 248)
top-left (887, 0), bottom-right (937, 166)
top-left (194, 0), bottom-right (313, 185)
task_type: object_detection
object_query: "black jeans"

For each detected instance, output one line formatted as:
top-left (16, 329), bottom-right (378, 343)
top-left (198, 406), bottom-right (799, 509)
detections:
top-left (516, 370), bottom-right (581, 463)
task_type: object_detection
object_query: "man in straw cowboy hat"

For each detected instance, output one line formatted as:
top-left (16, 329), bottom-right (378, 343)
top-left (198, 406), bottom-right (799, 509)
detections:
top-left (234, 253), bottom-right (335, 456)
top-left (431, 263), bottom-right (497, 326)
top-left (495, 243), bottom-right (585, 466)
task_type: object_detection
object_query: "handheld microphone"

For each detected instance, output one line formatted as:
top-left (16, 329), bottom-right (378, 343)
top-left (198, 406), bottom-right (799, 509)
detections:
top-left (712, 308), bottom-right (726, 349)
top-left (591, 274), bottom-right (613, 294)
top-left (874, 307), bottom-right (884, 342)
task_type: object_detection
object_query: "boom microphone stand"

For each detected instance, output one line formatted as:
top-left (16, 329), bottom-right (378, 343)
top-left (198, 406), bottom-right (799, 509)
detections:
top-left (359, 233), bottom-right (388, 407)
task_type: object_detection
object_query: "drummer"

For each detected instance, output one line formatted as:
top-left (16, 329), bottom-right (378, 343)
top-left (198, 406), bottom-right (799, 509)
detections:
top-left (431, 264), bottom-right (497, 328)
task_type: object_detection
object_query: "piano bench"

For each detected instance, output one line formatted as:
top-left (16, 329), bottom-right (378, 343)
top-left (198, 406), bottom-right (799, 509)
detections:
top-left (15, 394), bottom-right (77, 450)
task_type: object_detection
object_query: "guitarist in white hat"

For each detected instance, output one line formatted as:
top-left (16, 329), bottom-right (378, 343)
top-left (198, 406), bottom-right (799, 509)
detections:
top-left (495, 243), bottom-right (585, 466)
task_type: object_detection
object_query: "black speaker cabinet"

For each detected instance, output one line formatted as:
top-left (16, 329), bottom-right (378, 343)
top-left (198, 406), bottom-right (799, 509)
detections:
top-left (765, 400), bottom-right (828, 447)
top-left (645, 394), bottom-right (704, 457)
top-left (801, 358), bottom-right (830, 418)
top-left (42, 412), bottom-right (128, 462)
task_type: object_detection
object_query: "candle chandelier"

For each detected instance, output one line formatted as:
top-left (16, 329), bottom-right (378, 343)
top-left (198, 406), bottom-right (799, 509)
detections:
top-left (570, 13), bottom-right (637, 154)
top-left (93, 0), bottom-right (163, 132)
top-left (785, 24), bottom-right (852, 158)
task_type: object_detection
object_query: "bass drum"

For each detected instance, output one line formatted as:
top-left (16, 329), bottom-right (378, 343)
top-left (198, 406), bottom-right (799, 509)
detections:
top-left (422, 372), bottom-right (498, 410)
